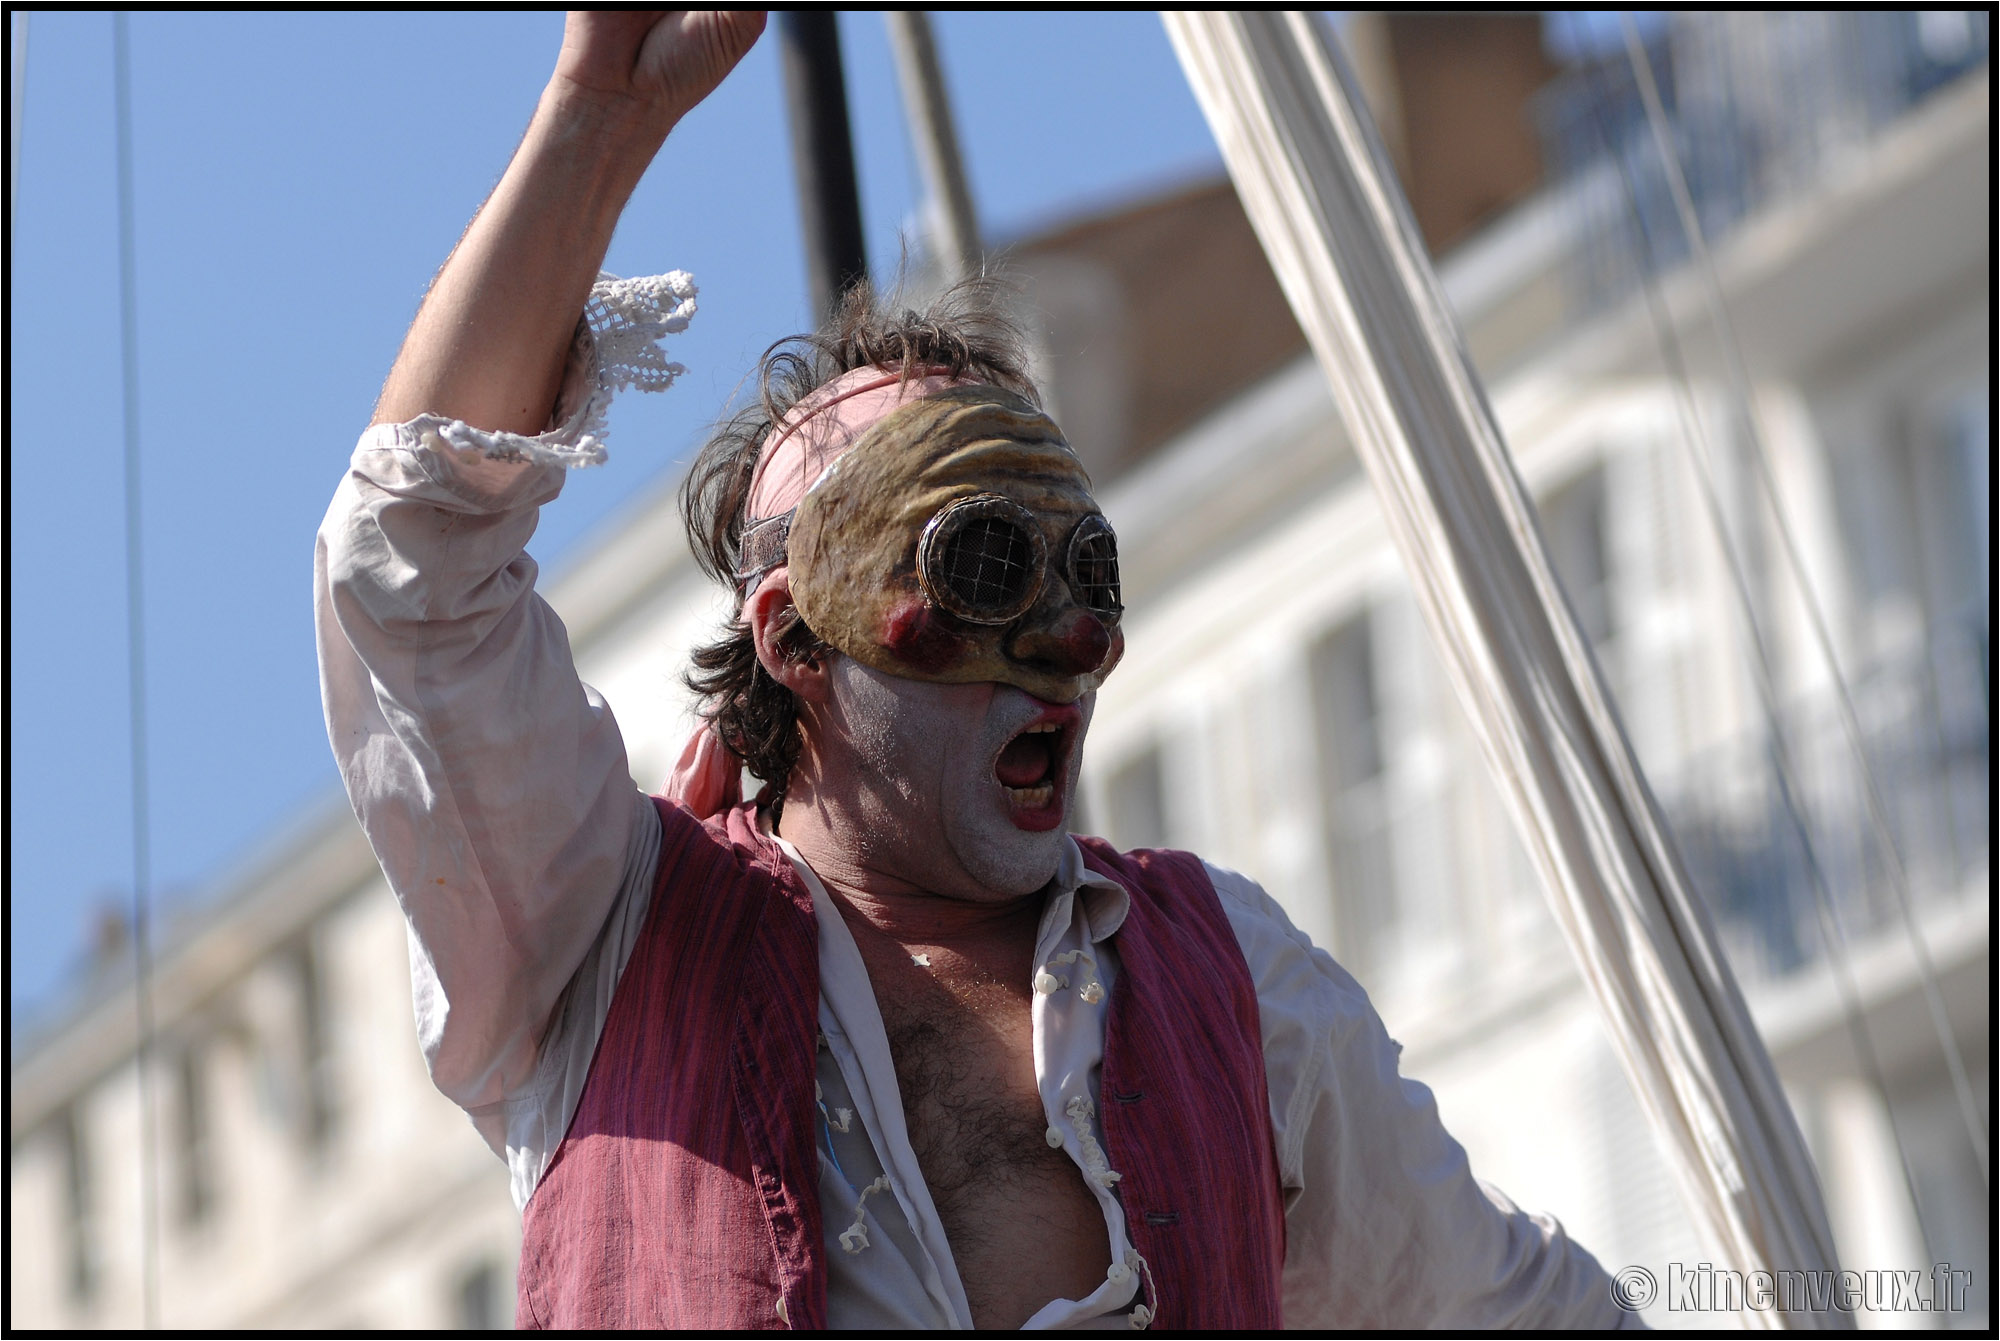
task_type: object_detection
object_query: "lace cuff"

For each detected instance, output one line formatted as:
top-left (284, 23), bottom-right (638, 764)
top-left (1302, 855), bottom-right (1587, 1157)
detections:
top-left (429, 270), bottom-right (697, 469)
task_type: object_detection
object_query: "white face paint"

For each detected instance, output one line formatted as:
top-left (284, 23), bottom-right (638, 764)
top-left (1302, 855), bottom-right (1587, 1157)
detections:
top-left (818, 657), bottom-right (1093, 899)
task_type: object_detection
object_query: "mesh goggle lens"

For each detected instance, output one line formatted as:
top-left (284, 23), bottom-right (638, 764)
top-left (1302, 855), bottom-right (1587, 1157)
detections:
top-left (1066, 513), bottom-right (1123, 619)
top-left (918, 495), bottom-right (1048, 624)
top-left (917, 495), bottom-right (1125, 628)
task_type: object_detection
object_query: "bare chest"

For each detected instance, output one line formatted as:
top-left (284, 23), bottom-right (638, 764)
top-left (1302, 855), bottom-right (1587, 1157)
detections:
top-left (867, 961), bottom-right (1113, 1326)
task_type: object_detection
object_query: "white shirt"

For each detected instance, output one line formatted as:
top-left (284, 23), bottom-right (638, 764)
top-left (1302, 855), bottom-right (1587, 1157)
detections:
top-left (315, 418), bottom-right (1636, 1329)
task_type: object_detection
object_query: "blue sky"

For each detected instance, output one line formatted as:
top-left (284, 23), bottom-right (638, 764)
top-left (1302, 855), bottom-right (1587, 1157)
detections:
top-left (7, 11), bottom-right (1228, 1017)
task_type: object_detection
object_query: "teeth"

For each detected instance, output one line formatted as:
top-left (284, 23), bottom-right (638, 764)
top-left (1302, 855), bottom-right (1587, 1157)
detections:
top-left (1025, 723), bottom-right (1061, 735)
top-left (1008, 783), bottom-right (1056, 807)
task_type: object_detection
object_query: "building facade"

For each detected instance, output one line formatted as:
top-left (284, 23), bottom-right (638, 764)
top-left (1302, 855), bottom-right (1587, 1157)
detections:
top-left (10, 13), bottom-right (1987, 1330)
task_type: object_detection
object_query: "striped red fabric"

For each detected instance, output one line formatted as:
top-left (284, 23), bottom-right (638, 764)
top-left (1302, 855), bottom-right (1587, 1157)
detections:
top-left (1081, 839), bottom-right (1287, 1330)
top-left (515, 801), bottom-right (1284, 1330)
top-left (515, 799), bottom-right (825, 1330)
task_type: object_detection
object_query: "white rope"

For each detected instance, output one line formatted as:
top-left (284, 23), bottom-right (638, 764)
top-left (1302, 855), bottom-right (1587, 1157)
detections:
top-left (1162, 11), bottom-right (1850, 1327)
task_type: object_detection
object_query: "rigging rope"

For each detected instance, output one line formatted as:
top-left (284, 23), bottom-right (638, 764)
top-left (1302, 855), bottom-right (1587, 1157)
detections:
top-left (1564, 9), bottom-right (1940, 1261)
top-left (1618, 14), bottom-right (1987, 1182)
top-left (1164, 11), bottom-right (1849, 1326)
top-left (113, 10), bottom-right (163, 1329)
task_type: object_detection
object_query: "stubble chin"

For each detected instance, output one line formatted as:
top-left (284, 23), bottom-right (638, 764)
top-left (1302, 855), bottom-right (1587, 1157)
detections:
top-left (952, 825), bottom-right (1067, 898)
top-left (941, 765), bottom-right (1074, 898)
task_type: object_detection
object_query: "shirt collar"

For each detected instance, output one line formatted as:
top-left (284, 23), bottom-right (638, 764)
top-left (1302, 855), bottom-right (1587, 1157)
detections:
top-left (1053, 834), bottom-right (1131, 944)
top-left (769, 822), bottom-right (1131, 944)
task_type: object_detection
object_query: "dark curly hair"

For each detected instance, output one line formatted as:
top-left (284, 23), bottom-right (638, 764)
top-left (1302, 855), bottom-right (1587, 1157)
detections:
top-left (679, 278), bottom-right (1041, 810)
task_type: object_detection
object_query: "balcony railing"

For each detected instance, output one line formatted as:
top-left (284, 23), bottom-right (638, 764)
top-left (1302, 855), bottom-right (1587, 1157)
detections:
top-left (1534, 11), bottom-right (1992, 321)
top-left (1661, 615), bottom-right (1990, 988)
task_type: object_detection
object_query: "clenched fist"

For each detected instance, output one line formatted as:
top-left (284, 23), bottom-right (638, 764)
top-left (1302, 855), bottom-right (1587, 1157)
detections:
top-left (552, 10), bottom-right (767, 132)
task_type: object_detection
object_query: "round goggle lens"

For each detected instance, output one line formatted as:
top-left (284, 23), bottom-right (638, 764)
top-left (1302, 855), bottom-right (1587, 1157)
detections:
top-left (1067, 516), bottom-right (1123, 619)
top-left (919, 495), bottom-right (1048, 624)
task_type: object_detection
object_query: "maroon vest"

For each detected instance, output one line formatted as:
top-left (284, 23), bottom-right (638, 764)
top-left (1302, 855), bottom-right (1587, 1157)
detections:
top-left (515, 798), bottom-right (1284, 1330)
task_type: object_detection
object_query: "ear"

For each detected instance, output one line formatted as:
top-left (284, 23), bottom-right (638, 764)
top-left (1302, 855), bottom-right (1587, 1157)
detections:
top-left (746, 568), bottom-right (832, 703)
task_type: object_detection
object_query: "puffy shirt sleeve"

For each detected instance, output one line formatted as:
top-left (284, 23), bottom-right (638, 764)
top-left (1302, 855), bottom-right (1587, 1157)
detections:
top-left (312, 273), bottom-right (694, 1144)
top-left (1204, 861), bottom-right (1643, 1330)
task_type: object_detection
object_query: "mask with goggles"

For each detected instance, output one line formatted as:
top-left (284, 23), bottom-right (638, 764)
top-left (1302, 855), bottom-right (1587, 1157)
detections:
top-left (736, 371), bottom-right (1123, 705)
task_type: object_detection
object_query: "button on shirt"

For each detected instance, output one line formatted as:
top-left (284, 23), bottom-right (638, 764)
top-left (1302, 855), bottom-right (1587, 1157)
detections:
top-left (315, 419), bottom-right (1636, 1330)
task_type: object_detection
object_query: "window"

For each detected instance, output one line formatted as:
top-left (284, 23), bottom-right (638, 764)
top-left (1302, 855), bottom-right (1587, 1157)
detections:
top-left (1539, 467), bottom-right (1616, 650)
top-left (1921, 388), bottom-right (1990, 643)
top-left (456, 1258), bottom-right (503, 1331)
top-left (1105, 745), bottom-right (1169, 851)
top-left (1822, 386), bottom-right (1989, 659)
top-left (1311, 600), bottom-right (1483, 993)
top-left (1309, 614), bottom-right (1396, 975)
top-left (58, 1109), bottom-right (96, 1304)
top-left (293, 939), bottom-right (336, 1154)
top-left (1899, 1073), bottom-right (1992, 1327)
top-left (175, 1045), bottom-right (214, 1225)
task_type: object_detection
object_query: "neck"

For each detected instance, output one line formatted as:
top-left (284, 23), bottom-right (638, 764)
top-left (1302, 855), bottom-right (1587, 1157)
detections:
top-left (775, 768), bottom-right (1048, 945)
top-left (825, 879), bottom-right (1045, 947)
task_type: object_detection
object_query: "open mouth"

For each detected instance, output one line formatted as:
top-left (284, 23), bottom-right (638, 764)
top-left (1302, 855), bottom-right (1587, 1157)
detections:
top-left (994, 705), bottom-right (1080, 830)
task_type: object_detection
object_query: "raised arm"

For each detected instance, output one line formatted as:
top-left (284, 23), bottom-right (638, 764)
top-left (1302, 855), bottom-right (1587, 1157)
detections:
top-left (317, 12), bottom-right (762, 1170)
top-left (373, 10), bottom-right (764, 432)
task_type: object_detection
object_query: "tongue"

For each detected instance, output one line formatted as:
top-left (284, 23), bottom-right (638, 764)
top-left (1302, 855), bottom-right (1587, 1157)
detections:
top-left (996, 732), bottom-right (1054, 788)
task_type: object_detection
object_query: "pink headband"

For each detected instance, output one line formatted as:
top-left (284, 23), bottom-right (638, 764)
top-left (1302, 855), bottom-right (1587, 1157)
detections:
top-left (667, 363), bottom-right (975, 818)
top-left (745, 363), bottom-right (970, 521)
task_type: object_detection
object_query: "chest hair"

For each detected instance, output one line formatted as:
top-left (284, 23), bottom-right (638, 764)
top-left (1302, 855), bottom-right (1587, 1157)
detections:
top-left (873, 972), bottom-right (1093, 1265)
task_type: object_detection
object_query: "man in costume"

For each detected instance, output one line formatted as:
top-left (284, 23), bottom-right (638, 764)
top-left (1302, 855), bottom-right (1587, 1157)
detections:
top-left (316, 10), bottom-right (1637, 1329)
